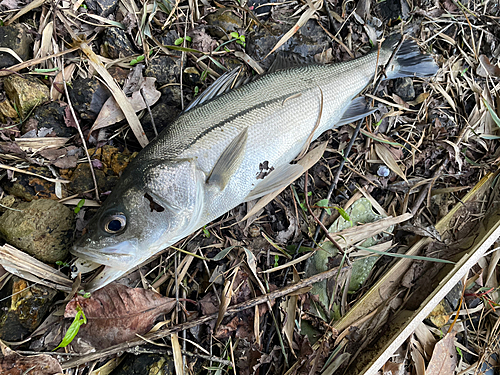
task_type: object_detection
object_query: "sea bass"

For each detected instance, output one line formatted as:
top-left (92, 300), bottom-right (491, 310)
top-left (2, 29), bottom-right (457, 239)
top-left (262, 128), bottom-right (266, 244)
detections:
top-left (72, 36), bottom-right (438, 291)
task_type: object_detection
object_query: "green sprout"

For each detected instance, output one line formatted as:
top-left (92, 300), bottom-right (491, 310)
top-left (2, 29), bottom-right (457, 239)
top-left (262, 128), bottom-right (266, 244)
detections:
top-left (274, 254), bottom-right (279, 267)
top-left (56, 260), bottom-right (70, 268)
top-left (78, 289), bottom-right (91, 298)
top-left (194, 86), bottom-right (199, 96)
top-left (74, 199), bottom-right (85, 214)
top-left (202, 225), bottom-right (210, 238)
top-left (230, 31), bottom-right (246, 47)
top-left (54, 306), bottom-right (87, 350)
top-left (174, 36), bottom-right (192, 46)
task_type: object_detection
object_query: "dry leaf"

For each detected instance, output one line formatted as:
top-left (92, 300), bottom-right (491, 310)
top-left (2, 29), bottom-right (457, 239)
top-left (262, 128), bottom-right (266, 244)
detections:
top-left (477, 55), bottom-right (500, 78)
top-left (0, 340), bottom-right (63, 375)
top-left (374, 143), bottom-right (407, 182)
top-left (91, 77), bottom-right (161, 132)
top-left (64, 283), bottom-right (176, 350)
top-left (426, 332), bottom-right (457, 375)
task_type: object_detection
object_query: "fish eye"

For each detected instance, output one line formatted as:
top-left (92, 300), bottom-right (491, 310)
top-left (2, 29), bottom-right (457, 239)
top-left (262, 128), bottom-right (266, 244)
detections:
top-left (104, 214), bottom-right (127, 234)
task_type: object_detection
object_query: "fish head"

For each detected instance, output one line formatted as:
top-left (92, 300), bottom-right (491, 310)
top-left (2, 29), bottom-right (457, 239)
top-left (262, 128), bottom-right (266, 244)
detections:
top-left (71, 159), bottom-right (204, 290)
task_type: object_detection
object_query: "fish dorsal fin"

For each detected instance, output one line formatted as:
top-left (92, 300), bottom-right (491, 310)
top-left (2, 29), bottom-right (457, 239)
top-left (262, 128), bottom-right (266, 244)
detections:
top-left (244, 163), bottom-right (304, 202)
top-left (207, 127), bottom-right (248, 190)
top-left (336, 97), bottom-right (377, 127)
top-left (184, 67), bottom-right (244, 112)
top-left (267, 52), bottom-right (310, 74)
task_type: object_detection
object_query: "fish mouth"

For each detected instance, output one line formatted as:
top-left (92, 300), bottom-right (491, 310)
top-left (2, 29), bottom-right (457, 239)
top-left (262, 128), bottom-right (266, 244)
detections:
top-left (71, 239), bottom-right (140, 271)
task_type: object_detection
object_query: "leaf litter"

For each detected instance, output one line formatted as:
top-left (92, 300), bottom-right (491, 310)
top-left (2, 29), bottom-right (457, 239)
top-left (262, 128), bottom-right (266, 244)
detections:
top-left (0, 0), bottom-right (499, 373)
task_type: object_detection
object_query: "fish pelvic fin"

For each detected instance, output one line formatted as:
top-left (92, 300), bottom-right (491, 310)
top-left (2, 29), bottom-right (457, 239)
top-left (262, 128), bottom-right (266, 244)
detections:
top-left (382, 35), bottom-right (438, 80)
top-left (336, 97), bottom-right (377, 127)
top-left (207, 127), bottom-right (248, 190)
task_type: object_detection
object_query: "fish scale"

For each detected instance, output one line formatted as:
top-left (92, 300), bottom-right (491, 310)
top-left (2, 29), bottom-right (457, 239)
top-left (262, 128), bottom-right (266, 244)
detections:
top-left (72, 36), bottom-right (438, 291)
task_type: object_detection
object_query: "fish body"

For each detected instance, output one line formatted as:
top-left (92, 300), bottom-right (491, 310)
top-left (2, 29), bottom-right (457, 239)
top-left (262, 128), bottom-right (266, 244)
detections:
top-left (72, 36), bottom-right (438, 290)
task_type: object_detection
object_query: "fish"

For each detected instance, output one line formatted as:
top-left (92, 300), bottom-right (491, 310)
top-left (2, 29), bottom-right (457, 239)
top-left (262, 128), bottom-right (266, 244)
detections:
top-left (72, 35), bottom-right (438, 291)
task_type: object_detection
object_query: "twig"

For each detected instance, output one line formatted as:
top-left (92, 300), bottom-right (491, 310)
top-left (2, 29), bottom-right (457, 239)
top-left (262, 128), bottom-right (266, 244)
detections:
top-left (61, 57), bottom-right (100, 201)
top-left (304, 170), bottom-right (346, 257)
top-left (61, 265), bottom-right (343, 369)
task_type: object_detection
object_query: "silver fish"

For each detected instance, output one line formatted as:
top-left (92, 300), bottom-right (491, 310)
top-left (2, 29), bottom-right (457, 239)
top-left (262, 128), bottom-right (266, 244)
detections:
top-left (72, 36), bottom-right (437, 291)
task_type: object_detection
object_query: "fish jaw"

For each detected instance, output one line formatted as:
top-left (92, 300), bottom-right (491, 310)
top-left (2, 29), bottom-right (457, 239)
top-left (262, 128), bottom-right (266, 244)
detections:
top-left (71, 239), bottom-right (140, 271)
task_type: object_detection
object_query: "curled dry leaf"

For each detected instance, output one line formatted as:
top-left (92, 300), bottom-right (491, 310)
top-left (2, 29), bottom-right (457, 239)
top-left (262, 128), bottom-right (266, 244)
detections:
top-left (374, 143), bottom-right (407, 182)
top-left (0, 340), bottom-right (63, 375)
top-left (63, 283), bottom-right (176, 351)
top-left (91, 77), bottom-right (161, 132)
top-left (477, 55), bottom-right (500, 78)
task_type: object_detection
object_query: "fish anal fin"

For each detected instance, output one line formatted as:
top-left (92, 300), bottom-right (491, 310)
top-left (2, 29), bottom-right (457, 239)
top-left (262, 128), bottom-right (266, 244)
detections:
top-left (336, 97), bottom-right (377, 127)
top-left (244, 163), bottom-right (304, 202)
top-left (207, 127), bottom-right (248, 190)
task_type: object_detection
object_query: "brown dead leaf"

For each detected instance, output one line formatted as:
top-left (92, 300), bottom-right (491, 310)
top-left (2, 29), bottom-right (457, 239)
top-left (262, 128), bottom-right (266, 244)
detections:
top-left (51, 64), bottom-right (75, 101)
top-left (374, 143), bottom-right (407, 182)
top-left (64, 283), bottom-right (176, 350)
top-left (91, 77), bottom-right (160, 132)
top-left (0, 340), bottom-right (63, 375)
top-left (477, 55), bottom-right (500, 78)
top-left (426, 332), bottom-right (457, 375)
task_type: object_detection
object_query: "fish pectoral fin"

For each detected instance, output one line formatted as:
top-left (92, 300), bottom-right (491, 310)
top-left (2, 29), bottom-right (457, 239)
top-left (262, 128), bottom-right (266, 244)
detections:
top-left (244, 163), bottom-right (304, 202)
top-left (207, 127), bottom-right (248, 190)
top-left (336, 97), bottom-right (377, 126)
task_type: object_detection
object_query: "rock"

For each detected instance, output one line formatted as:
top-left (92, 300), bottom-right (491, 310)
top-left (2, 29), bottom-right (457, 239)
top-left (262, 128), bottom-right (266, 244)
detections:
top-left (246, 19), bottom-right (330, 69)
top-left (3, 75), bottom-right (50, 119)
top-left (377, 0), bottom-right (410, 21)
top-left (0, 94), bottom-right (18, 122)
top-left (205, 9), bottom-right (244, 39)
top-left (102, 27), bottom-right (136, 59)
top-left (0, 199), bottom-right (74, 263)
top-left (0, 277), bottom-right (57, 341)
top-left (85, 0), bottom-right (119, 17)
top-left (69, 163), bottom-right (119, 194)
top-left (0, 194), bottom-right (16, 213)
top-left (2, 166), bottom-right (66, 201)
top-left (144, 55), bottom-right (182, 86)
top-left (0, 24), bottom-right (32, 69)
top-left (68, 77), bottom-right (111, 120)
top-left (21, 101), bottom-right (77, 138)
top-left (142, 101), bottom-right (180, 141)
top-left (111, 353), bottom-right (175, 375)
top-left (393, 77), bottom-right (416, 102)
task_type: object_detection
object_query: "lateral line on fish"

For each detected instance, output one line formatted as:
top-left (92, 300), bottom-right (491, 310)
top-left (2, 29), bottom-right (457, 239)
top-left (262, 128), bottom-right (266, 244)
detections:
top-left (183, 92), bottom-right (304, 151)
top-left (282, 93), bottom-right (302, 105)
top-left (296, 86), bottom-right (324, 160)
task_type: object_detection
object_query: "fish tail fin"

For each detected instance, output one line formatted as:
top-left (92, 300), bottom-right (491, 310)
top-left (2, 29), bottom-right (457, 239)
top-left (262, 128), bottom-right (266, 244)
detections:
top-left (381, 35), bottom-right (438, 79)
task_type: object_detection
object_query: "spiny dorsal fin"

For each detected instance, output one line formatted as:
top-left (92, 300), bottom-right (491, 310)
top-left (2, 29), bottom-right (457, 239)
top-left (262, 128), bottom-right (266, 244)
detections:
top-left (207, 127), bottom-right (248, 190)
top-left (184, 67), bottom-right (244, 112)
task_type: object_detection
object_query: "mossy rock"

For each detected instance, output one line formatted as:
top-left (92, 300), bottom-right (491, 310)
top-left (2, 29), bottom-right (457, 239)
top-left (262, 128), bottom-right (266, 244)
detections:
top-left (0, 199), bottom-right (74, 263)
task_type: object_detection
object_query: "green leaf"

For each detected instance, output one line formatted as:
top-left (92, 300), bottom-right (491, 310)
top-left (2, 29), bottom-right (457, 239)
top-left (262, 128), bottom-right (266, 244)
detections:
top-left (136, 55), bottom-right (145, 62)
top-left (202, 225), bottom-right (210, 238)
top-left (482, 98), bottom-right (500, 128)
top-left (74, 199), bottom-right (85, 214)
top-left (274, 254), bottom-right (279, 267)
top-left (130, 59), bottom-right (138, 66)
top-left (185, 36), bottom-right (192, 42)
top-left (174, 37), bottom-right (184, 46)
top-left (54, 306), bottom-right (87, 350)
top-left (315, 199), bottom-right (332, 215)
top-left (333, 206), bottom-right (352, 226)
top-left (354, 245), bottom-right (455, 263)
top-left (239, 35), bottom-right (245, 42)
top-left (211, 246), bottom-right (236, 261)
top-left (230, 31), bottom-right (239, 39)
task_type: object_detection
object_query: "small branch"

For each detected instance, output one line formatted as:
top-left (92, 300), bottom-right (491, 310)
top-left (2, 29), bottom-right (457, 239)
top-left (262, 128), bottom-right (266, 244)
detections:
top-left (61, 265), bottom-right (342, 369)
